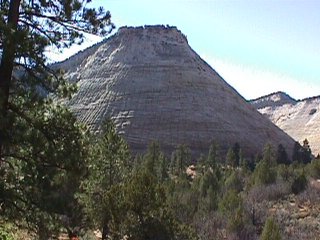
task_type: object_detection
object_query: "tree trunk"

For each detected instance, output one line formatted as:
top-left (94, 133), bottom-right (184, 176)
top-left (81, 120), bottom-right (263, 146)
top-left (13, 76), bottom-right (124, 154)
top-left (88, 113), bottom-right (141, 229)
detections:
top-left (0, 0), bottom-right (21, 159)
top-left (102, 225), bottom-right (109, 240)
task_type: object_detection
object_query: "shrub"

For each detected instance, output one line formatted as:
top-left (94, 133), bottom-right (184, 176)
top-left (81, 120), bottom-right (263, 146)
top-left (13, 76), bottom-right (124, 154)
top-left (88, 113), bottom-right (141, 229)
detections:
top-left (291, 173), bottom-right (307, 194)
top-left (0, 224), bottom-right (14, 240)
top-left (193, 212), bottom-right (226, 240)
top-left (260, 217), bottom-right (282, 240)
top-left (253, 160), bottom-right (277, 185)
top-left (225, 170), bottom-right (243, 193)
top-left (277, 164), bottom-right (294, 182)
top-left (308, 158), bottom-right (320, 179)
top-left (218, 190), bottom-right (242, 215)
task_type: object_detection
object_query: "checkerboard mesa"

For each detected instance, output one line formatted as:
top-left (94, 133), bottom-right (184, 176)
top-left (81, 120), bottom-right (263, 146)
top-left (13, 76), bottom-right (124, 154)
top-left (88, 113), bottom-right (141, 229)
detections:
top-left (55, 25), bottom-right (295, 158)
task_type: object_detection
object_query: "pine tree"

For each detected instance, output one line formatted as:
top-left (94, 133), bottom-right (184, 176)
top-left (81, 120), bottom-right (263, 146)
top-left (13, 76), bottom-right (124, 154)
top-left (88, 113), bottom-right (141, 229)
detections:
top-left (0, 0), bottom-right (114, 159)
top-left (171, 144), bottom-right (191, 175)
top-left (143, 141), bottom-right (161, 175)
top-left (232, 142), bottom-right (241, 166)
top-left (207, 142), bottom-right (219, 169)
top-left (0, 1), bottom-right (114, 237)
top-left (225, 170), bottom-right (243, 193)
top-left (253, 144), bottom-right (277, 185)
top-left (262, 143), bottom-right (276, 166)
top-left (226, 147), bottom-right (237, 168)
top-left (157, 152), bottom-right (169, 182)
top-left (292, 141), bottom-right (303, 163)
top-left (199, 169), bottom-right (219, 198)
top-left (276, 144), bottom-right (290, 165)
top-left (292, 140), bottom-right (312, 164)
top-left (143, 141), bottom-right (168, 182)
top-left (301, 139), bottom-right (312, 164)
top-left (218, 189), bottom-right (242, 215)
top-left (309, 158), bottom-right (320, 179)
top-left (79, 120), bottom-right (130, 240)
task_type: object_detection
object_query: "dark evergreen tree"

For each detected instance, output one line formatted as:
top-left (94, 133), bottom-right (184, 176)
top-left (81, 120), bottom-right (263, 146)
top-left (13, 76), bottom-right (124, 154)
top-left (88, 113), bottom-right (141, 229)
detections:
top-left (143, 141), bottom-right (161, 174)
top-left (143, 141), bottom-right (169, 182)
top-left (309, 158), bottom-right (320, 179)
top-left (199, 169), bottom-right (219, 199)
top-left (1, 102), bottom-right (91, 238)
top-left (0, 0), bottom-right (114, 237)
top-left (0, 0), bottom-right (114, 159)
top-left (169, 151), bottom-right (177, 175)
top-left (232, 142), bottom-right (241, 167)
top-left (262, 143), bottom-right (276, 166)
top-left (291, 173), bottom-right (307, 194)
top-left (171, 144), bottom-right (191, 175)
top-left (301, 139), bottom-right (312, 164)
top-left (79, 120), bottom-right (130, 240)
top-left (225, 170), bottom-right (243, 193)
top-left (292, 141), bottom-right (303, 163)
top-left (197, 154), bottom-right (206, 166)
top-left (226, 147), bottom-right (237, 168)
top-left (206, 142), bottom-right (219, 168)
top-left (218, 189), bottom-right (242, 215)
top-left (157, 152), bottom-right (169, 182)
top-left (253, 144), bottom-right (277, 185)
top-left (276, 144), bottom-right (290, 165)
top-left (239, 149), bottom-right (251, 174)
top-left (133, 154), bottom-right (143, 173)
top-left (292, 140), bottom-right (312, 164)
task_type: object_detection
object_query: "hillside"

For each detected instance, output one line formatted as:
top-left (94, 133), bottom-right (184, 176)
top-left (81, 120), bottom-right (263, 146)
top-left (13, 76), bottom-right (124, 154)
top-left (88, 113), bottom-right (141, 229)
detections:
top-left (251, 92), bottom-right (320, 155)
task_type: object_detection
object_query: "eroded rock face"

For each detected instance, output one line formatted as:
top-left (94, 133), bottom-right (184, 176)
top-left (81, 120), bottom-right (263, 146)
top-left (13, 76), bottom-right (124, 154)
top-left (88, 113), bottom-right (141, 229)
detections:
top-left (251, 91), bottom-right (297, 109)
top-left (251, 92), bottom-right (320, 155)
top-left (56, 25), bottom-right (294, 157)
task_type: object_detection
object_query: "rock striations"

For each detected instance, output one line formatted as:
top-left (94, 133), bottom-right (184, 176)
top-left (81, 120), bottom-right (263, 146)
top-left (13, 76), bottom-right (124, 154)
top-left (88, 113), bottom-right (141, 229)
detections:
top-left (251, 92), bottom-right (320, 155)
top-left (56, 25), bottom-right (295, 157)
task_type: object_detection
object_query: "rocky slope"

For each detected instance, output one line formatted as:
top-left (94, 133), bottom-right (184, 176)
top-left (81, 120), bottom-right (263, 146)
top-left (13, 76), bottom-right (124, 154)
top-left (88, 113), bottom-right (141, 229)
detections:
top-left (251, 92), bottom-right (320, 155)
top-left (54, 25), bottom-right (295, 157)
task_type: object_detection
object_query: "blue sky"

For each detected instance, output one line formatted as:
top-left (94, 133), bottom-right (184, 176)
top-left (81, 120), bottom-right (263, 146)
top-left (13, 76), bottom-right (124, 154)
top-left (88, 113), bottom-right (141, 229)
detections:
top-left (51, 0), bottom-right (320, 100)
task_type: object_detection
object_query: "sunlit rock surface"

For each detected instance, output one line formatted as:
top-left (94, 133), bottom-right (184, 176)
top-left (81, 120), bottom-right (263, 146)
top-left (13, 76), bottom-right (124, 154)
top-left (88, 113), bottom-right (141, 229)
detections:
top-left (55, 25), bottom-right (294, 157)
top-left (251, 92), bottom-right (320, 155)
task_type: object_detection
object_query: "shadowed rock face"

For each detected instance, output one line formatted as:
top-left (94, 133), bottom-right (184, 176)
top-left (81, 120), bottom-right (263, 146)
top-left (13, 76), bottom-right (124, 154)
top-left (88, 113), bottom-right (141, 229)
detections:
top-left (56, 25), bottom-right (294, 157)
top-left (251, 92), bottom-right (320, 156)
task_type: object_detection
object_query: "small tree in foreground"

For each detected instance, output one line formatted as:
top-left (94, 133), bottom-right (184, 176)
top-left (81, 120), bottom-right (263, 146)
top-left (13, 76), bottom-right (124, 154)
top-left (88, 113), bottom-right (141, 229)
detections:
top-left (104, 169), bottom-right (197, 240)
top-left (253, 144), bottom-right (277, 185)
top-left (79, 120), bottom-right (130, 240)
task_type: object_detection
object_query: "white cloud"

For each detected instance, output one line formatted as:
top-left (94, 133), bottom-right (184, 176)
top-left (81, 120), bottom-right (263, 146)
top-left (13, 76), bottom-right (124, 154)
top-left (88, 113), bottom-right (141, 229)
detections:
top-left (201, 54), bottom-right (320, 100)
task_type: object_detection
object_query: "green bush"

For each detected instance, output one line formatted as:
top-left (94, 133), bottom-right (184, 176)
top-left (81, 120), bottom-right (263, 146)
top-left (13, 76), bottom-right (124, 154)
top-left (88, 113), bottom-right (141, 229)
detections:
top-left (253, 159), bottom-right (277, 185)
top-left (277, 164), bottom-right (294, 182)
top-left (308, 159), bottom-right (320, 179)
top-left (0, 225), bottom-right (14, 240)
top-left (291, 173), bottom-right (307, 194)
top-left (218, 190), bottom-right (242, 215)
top-left (225, 170), bottom-right (243, 193)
